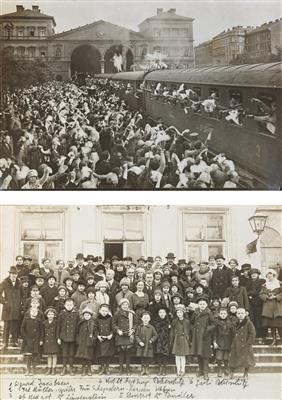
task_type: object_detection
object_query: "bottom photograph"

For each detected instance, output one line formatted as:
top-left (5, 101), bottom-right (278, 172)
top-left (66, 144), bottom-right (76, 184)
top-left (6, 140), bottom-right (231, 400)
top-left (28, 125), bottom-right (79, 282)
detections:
top-left (0, 204), bottom-right (281, 400)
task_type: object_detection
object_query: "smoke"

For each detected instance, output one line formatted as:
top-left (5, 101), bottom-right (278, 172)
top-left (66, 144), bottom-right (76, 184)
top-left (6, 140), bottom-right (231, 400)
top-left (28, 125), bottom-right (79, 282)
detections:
top-left (112, 53), bottom-right (123, 72)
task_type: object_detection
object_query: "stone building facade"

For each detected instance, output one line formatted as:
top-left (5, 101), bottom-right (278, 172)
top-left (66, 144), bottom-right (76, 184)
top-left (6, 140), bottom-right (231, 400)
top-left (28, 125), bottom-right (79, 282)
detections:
top-left (0, 5), bottom-right (195, 79)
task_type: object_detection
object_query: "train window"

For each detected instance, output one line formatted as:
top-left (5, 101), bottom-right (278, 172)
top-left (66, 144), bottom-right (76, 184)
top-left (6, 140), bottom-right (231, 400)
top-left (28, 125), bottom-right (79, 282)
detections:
top-left (249, 93), bottom-right (276, 136)
top-left (229, 90), bottom-right (242, 107)
top-left (208, 88), bottom-right (219, 99)
top-left (193, 87), bottom-right (202, 99)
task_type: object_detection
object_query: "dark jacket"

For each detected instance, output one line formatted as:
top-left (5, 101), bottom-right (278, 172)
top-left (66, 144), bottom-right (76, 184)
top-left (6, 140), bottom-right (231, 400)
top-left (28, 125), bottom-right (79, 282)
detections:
top-left (40, 285), bottom-right (59, 308)
top-left (107, 280), bottom-right (121, 313)
top-left (57, 309), bottom-right (79, 342)
top-left (43, 319), bottom-right (59, 354)
top-left (154, 316), bottom-right (171, 355)
top-left (94, 314), bottom-right (115, 357)
top-left (149, 300), bottom-right (168, 322)
top-left (246, 278), bottom-right (265, 307)
top-left (112, 309), bottom-right (137, 347)
top-left (191, 308), bottom-right (215, 358)
top-left (224, 286), bottom-right (250, 311)
top-left (210, 266), bottom-right (232, 299)
top-left (75, 318), bottom-right (95, 360)
top-left (259, 284), bottom-right (282, 319)
top-left (21, 314), bottom-right (43, 354)
top-left (135, 323), bottom-right (158, 358)
top-left (229, 317), bottom-right (256, 368)
top-left (0, 277), bottom-right (22, 321)
top-left (170, 317), bottom-right (191, 356)
top-left (214, 317), bottom-right (233, 351)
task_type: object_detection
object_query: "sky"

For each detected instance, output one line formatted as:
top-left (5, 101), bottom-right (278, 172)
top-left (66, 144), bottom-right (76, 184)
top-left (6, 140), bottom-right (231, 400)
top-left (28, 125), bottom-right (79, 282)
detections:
top-left (1, 0), bottom-right (281, 44)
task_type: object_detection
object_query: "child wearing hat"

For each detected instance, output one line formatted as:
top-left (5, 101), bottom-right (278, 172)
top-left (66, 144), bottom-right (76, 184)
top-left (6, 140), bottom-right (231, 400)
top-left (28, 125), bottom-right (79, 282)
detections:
top-left (171, 293), bottom-right (184, 317)
top-left (149, 289), bottom-right (166, 321)
top-left (112, 298), bottom-right (137, 374)
top-left (34, 275), bottom-right (45, 290)
top-left (21, 307), bottom-right (44, 375)
top-left (71, 280), bottom-right (87, 309)
top-left (40, 275), bottom-right (58, 308)
top-left (79, 286), bottom-right (99, 318)
top-left (240, 264), bottom-right (252, 287)
top-left (115, 278), bottom-right (134, 308)
top-left (246, 269), bottom-right (266, 343)
top-left (170, 304), bottom-right (191, 376)
top-left (135, 311), bottom-right (158, 375)
top-left (43, 307), bottom-right (59, 375)
top-left (52, 285), bottom-right (69, 314)
top-left (94, 304), bottom-right (115, 375)
top-left (191, 296), bottom-right (215, 379)
top-left (75, 307), bottom-right (95, 376)
top-left (213, 307), bottom-right (233, 377)
top-left (23, 285), bottom-right (46, 314)
top-left (95, 280), bottom-right (110, 307)
top-left (228, 301), bottom-right (239, 326)
top-left (229, 307), bottom-right (256, 379)
top-left (154, 307), bottom-right (171, 375)
top-left (153, 269), bottom-right (163, 289)
top-left (223, 275), bottom-right (250, 311)
top-left (57, 298), bottom-right (79, 376)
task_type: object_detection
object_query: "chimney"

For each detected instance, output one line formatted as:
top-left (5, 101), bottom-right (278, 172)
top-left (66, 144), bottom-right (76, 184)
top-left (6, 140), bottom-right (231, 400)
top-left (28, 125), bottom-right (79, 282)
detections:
top-left (16, 5), bottom-right (24, 12)
top-left (32, 5), bottom-right (40, 13)
top-left (157, 8), bottom-right (163, 15)
top-left (168, 8), bottom-right (176, 14)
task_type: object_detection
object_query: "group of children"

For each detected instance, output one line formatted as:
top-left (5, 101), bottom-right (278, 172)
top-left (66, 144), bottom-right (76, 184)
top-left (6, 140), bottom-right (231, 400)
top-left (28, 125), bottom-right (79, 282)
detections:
top-left (1, 252), bottom-right (280, 378)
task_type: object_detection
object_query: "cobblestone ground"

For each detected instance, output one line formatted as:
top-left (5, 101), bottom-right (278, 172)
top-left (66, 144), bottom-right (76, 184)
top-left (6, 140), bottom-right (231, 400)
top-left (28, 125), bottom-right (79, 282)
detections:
top-left (0, 373), bottom-right (281, 400)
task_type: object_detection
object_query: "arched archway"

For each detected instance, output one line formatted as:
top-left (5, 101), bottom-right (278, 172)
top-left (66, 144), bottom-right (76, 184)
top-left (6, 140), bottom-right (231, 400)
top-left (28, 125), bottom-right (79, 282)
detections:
top-left (71, 45), bottom-right (101, 76)
top-left (104, 45), bottom-right (135, 73)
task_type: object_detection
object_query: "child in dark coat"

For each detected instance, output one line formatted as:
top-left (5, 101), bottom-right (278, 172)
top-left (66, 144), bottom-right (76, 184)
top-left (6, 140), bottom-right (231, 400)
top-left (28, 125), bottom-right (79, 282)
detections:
top-left (228, 301), bottom-right (239, 326)
top-left (52, 285), bottom-right (69, 314)
top-left (148, 289), bottom-right (166, 321)
top-left (75, 307), bottom-right (95, 376)
top-left (21, 307), bottom-right (43, 375)
top-left (94, 304), bottom-right (115, 375)
top-left (57, 298), bottom-right (79, 376)
top-left (213, 307), bottom-right (233, 377)
top-left (40, 275), bottom-right (59, 308)
top-left (43, 307), bottom-right (59, 375)
top-left (23, 285), bottom-right (46, 314)
top-left (154, 307), bottom-right (171, 375)
top-left (223, 275), bottom-right (249, 311)
top-left (135, 311), bottom-right (158, 375)
top-left (112, 298), bottom-right (137, 374)
top-left (191, 296), bottom-right (215, 379)
top-left (229, 307), bottom-right (256, 379)
top-left (170, 304), bottom-right (191, 376)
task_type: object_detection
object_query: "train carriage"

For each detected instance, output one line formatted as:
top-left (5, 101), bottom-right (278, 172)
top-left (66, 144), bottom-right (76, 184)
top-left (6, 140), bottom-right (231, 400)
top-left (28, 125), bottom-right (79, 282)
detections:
top-left (143, 63), bottom-right (281, 189)
top-left (111, 71), bottom-right (148, 110)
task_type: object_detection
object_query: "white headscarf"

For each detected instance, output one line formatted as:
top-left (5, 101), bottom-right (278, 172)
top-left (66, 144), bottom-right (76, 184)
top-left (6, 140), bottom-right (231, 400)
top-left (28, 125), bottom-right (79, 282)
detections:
top-left (265, 269), bottom-right (280, 290)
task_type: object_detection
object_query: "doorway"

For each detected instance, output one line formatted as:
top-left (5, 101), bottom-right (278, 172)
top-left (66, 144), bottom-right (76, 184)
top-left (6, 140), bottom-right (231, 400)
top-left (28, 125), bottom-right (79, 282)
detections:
top-left (104, 242), bottom-right (123, 261)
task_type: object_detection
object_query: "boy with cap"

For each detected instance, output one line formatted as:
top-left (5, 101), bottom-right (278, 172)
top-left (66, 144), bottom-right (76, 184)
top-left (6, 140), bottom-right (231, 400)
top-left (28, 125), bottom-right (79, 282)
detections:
top-left (112, 298), bottom-right (137, 374)
top-left (75, 307), bottom-right (95, 376)
top-left (0, 266), bottom-right (22, 349)
top-left (40, 275), bottom-right (59, 308)
top-left (94, 304), bottom-right (115, 375)
top-left (213, 307), bottom-right (233, 377)
top-left (57, 298), bottom-right (79, 376)
top-left (135, 311), bottom-right (158, 375)
top-left (71, 280), bottom-right (87, 309)
top-left (43, 307), bottom-right (59, 374)
top-left (191, 295), bottom-right (215, 379)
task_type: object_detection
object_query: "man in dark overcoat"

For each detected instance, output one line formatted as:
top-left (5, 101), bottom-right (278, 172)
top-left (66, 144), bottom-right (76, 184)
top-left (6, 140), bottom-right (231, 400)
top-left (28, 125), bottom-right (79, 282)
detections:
top-left (0, 266), bottom-right (22, 349)
top-left (210, 255), bottom-right (232, 300)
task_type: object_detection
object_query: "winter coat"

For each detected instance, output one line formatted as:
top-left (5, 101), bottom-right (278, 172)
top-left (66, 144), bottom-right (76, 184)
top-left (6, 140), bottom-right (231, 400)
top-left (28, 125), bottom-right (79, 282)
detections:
top-left (75, 318), bottom-right (95, 360)
top-left (149, 301), bottom-right (168, 322)
top-left (210, 266), bottom-right (232, 299)
top-left (21, 315), bottom-right (43, 354)
top-left (135, 323), bottom-right (158, 358)
top-left (107, 280), bottom-right (120, 312)
top-left (94, 314), bottom-right (115, 357)
top-left (214, 317), bottom-right (233, 351)
top-left (57, 309), bottom-right (79, 342)
top-left (71, 290), bottom-right (87, 309)
top-left (112, 309), bottom-right (137, 347)
top-left (52, 296), bottom-right (68, 315)
top-left (170, 317), bottom-right (191, 356)
top-left (39, 267), bottom-right (54, 279)
top-left (115, 290), bottom-right (133, 309)
top-left (23, 296), bottom-right (46, 314)
top-left (40, 285), bottom-right (59, 308)
top-left (43, 319), bottom-right (59, 354)
top-left (246, 278), bottom-right (265, 307)
top-left (229, 318), bottom-right (256, 368)
top-left (131, 293), bottom-right (149, 323)
top-left (144, 284), bottom-right (156, 303)
top-left (259, 284), bottom-right (282, 319)
top-left (224, 286), bottom-right (250, 311)
top-left (53, 268), bottom-right (70, 285)
top-left (193, 269), bottom-right (212, 285)
top-left (191, 308), bottom-right (215, 358)
top-left (154, 316), bottom-right (171, 355)
top-left (0, 277), bottom-right (22, 321)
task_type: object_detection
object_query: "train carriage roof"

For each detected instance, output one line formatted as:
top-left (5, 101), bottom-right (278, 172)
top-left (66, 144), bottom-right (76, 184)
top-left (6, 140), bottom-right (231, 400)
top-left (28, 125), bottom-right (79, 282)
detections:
top-left (111, 71), bottom-right (147, 81)
top-left (144, 62), bottom-right (282, 88)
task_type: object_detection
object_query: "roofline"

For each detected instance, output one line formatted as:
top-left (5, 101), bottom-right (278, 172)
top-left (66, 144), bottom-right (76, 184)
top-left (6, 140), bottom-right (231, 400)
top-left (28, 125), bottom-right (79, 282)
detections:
top-left (0, 14), bottom-right (56, 26)
top-left (138, 16), bottom-right (194, 26)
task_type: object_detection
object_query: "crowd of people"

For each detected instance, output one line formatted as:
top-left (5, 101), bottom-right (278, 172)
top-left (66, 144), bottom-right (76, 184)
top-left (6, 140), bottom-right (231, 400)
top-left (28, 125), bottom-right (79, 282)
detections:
top-left (1, 252), bottom-right (281, 378)
top-left (0, 78), bottom-right (240, 189)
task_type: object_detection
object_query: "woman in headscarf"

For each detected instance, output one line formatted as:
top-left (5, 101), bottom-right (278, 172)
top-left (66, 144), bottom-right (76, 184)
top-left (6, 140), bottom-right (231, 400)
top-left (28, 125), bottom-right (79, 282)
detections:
top-left (259, 269), bottom-right (282, 345)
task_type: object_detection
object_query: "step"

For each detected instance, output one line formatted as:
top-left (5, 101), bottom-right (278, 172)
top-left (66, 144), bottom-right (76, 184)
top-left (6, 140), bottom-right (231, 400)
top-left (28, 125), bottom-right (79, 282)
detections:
top-left (0, 363), bottom-right (281, 374)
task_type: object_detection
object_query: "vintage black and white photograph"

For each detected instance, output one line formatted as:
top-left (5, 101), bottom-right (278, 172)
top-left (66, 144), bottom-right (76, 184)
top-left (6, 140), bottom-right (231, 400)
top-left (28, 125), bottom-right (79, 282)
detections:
top-left (0, 1), bottom-right (281, 190)
top-left (0, 205), bottom-right (281, 399)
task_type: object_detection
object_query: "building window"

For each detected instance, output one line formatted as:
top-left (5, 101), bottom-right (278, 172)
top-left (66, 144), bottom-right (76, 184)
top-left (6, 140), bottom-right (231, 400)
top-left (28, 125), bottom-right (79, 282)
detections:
top-left (55, 47), bottom-right (62, 57)
top-left (103, 212), bottom-right (145, 262)
top-left (260, 227), bottom-right (282, 272)
top-left (16, 27), bottom-right (24, 37)
top-left (183, 212), bottom-right (226, 261)
top-left (20, 212), bottom-right (64, 262)
top-left (17, 47), bottom-right (25, 57)
top-left (38, 27), bottom-right (47, 37)
top-left (27, 47), bottom-right (36, 58)
top-left (27, 26), bottom-right (36, 37)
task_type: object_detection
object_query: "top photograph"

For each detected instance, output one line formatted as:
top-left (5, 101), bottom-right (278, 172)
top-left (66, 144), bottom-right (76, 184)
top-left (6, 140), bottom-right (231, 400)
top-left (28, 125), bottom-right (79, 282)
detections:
top-left (0, 1), bottom-right (281, 190)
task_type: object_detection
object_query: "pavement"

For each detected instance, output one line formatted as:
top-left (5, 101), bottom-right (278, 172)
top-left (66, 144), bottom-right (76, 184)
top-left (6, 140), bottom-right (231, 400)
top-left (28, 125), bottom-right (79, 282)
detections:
top-left (0, 373), bottom-right (281, 400)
